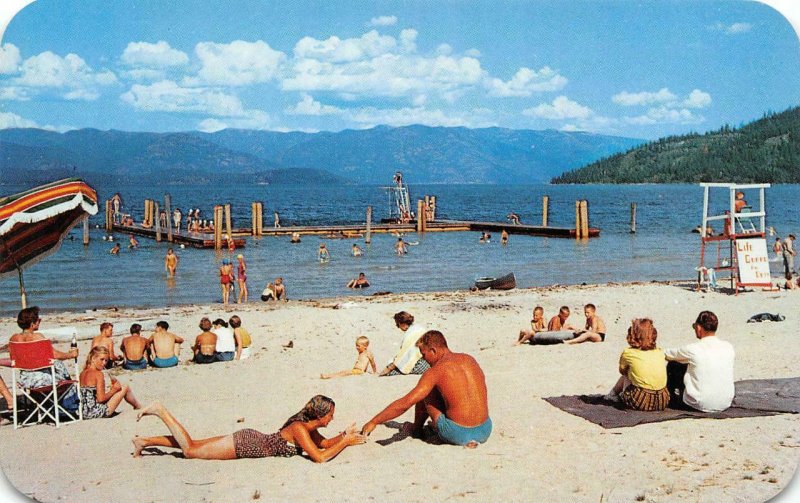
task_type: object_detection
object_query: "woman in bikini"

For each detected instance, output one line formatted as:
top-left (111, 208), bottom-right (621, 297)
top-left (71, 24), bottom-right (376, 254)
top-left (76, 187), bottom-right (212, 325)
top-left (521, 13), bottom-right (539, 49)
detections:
top-left (219, 258), bottom-right (234, 305)
top-left (132, 395), bottom-right (365, 462)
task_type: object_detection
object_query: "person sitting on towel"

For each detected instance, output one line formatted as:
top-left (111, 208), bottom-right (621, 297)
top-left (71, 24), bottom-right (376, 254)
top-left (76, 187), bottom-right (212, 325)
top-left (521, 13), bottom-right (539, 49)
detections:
top-left (664, 311), bottom-right (735, 412)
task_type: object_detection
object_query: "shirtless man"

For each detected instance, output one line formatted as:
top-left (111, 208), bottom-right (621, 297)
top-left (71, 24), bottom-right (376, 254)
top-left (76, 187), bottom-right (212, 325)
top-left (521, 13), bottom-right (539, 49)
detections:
top-left (564, 303), bottom-right (607, 344)
top-left (148, 321), bottom-right (184, 368)
top-left (192, 317), bottom-right (218, 364)
top-left (395, 237), bottom-right (408, 256)
top-left (164, 248), bottom-right (179, 277)
top-left (547, 306), bottom-right (575, 332)
top-left (91, 322), bottom-right (122, 369)
top-left (120, 324), bottom-right (150, 370)
top-left (362, 330), bottom-right (492, 448)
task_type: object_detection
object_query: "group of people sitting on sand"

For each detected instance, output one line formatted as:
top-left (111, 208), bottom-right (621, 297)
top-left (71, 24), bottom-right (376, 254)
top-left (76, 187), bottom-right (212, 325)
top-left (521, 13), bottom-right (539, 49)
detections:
top-left (516, 304), bottom-right (735, 413)
top-left (516, 304), bottom-right (605, 345)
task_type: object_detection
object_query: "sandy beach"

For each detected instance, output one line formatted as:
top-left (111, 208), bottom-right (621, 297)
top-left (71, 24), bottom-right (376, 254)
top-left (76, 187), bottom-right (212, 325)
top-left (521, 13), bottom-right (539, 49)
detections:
top-left (0, 281), bottom-right (798, 502)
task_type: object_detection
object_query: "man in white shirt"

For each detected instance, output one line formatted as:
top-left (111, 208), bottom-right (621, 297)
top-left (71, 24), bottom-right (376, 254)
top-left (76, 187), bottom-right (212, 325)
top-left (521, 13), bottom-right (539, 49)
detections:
top-left (378, 311), bottom-right (430, 376)
top-left (664, 311), bottom-right (735, 412)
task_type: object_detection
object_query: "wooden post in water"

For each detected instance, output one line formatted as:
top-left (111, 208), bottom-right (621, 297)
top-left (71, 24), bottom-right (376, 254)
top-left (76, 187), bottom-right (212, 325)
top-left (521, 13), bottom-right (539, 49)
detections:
top-left (83, 216), bottom-right (90, 246)
top-left (105, 200), bottom-right (113, 231)
top-left (256, 202), bottom-right (263, 236)
top-left (154, 202), bottom-right (162, 242)
top-left (542, 196), bottom-right (549, 227)
top-left (365, 206), bottom-right (372, 244)
top-left (416, 200), bottom-right (425, 233)
top-left (251, 203), bottom-right (257, 236)
top-left (575, 200), bottom-right (581, 238)
top-left (213, 205), bottom-right (223, 250)
top-left (580, 200), bottom-right (589, 239)
top-left (630, 203), bottom-right (637, 234)
top-left (224, 204), bottom-right (233, 248)
top-left (165, 194), bottom-right (173, 242)
top-left (430, 196), bottom-right (437, 221)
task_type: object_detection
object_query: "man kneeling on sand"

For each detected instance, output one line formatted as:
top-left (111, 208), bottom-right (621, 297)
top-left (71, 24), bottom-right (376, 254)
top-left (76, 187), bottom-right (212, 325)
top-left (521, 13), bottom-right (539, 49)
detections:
top-left (362, 330), bottom-right (492, 448)
top-left (148, 321), bottom-right (184, 368)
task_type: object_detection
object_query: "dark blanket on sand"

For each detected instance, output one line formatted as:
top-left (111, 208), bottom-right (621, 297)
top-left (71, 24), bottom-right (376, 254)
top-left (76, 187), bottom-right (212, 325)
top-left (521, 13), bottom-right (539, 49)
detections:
top-left (543, 377), bottom-right (800, 429)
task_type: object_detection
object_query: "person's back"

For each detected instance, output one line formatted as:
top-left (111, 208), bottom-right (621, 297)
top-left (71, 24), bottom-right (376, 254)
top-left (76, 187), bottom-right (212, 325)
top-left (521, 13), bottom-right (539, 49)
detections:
top-left (194, 331), bottom-right (217, 356)
top-left (122, 335), bottom-right (148, 361)
top-left (431, 351), bottom-right (489, 427)
top-left (671, 337), bottom-right (734, 412)
top-left (150, 330), bottom-right (180, 359)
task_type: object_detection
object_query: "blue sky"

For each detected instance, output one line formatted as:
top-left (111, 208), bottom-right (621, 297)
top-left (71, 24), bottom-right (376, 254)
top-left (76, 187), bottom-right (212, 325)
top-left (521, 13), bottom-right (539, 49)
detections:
top-left (0, 0), bottom-right (798, 139)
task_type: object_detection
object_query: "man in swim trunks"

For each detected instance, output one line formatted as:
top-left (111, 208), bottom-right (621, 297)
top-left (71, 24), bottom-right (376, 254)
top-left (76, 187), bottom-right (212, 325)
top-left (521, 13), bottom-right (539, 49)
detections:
top-left (164, 248), bottom-right (179, 278)
top-left (363, 330), bottom-right (492, 447)
top-left (148, 321), bottom-right (184, 368)
top-left (121, 323), bottom-right (150, 370)
top-left (564, 303), bottom-right (607, 344)
top-left (91, 322), bottom-right (123, 369)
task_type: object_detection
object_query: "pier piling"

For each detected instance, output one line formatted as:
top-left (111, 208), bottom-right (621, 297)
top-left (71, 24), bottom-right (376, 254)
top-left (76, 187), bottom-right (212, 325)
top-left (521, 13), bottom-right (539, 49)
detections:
top-left (542, 196), bottom-right (549, 227)
top-left (365, 206), bottom-right (372, 244)
top-left (580, 200), bottom-right (589, 239)
top-left (154, 202), bottom-right (162, 242)
top-left (165, 194), bottom-right (173, 242)
top-left (224, 204), bottom-right (232, 247)
top-left (213, 205), bottom-right (222, 250)
top-left (630, 203), bottom-right (637, 234)
top-left (83, 216), bottom-right (89, 246)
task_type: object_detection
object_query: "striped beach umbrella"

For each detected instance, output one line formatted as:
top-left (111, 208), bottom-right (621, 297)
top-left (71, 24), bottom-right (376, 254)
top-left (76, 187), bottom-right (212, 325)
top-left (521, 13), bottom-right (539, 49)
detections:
top-left (0, 178), bottom-right (98, 308)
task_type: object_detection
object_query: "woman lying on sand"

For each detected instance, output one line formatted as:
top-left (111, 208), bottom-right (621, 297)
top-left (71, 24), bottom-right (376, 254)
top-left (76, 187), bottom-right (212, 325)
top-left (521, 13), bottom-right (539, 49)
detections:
top-left (133, 395), bottom-right (365, 462)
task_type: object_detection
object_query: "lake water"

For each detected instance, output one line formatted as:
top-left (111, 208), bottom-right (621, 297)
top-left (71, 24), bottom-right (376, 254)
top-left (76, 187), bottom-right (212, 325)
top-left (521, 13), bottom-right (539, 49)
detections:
top-left (1, 182), bottom-right (798, 316)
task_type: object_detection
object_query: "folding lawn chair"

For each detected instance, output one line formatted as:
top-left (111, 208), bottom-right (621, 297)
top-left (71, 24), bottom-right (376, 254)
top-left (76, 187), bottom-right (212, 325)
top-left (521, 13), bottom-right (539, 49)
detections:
top-left (8, 339), bottom-right (82, 429)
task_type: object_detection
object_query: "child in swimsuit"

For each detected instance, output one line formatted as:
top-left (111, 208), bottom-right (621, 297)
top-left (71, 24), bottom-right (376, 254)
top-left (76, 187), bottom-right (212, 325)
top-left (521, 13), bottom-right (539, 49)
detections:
top-left (321, 336), bottom-right (377, 379)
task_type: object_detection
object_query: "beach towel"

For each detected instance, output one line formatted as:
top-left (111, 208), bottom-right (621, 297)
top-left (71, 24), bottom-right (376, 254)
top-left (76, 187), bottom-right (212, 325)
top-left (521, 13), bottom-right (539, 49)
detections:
top-left (543, 377), bottom-right (800, 429)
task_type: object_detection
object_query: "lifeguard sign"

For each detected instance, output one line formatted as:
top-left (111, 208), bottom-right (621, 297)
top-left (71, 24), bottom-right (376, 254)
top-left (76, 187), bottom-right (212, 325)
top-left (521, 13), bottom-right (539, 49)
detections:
top-left (698, 182), bottom-right (771, 294)
top-left (735, 237), bottom-right (771, 287)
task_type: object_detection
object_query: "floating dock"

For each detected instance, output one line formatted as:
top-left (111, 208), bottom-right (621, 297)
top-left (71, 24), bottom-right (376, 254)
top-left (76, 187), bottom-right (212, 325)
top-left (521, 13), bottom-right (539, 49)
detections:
top-left (112, 219), bottom-right (598, 248)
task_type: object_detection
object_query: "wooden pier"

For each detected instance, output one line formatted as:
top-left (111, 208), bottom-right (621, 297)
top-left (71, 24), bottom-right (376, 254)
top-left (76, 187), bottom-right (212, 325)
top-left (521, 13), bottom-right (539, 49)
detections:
top-left (112, 219), bottom-right (597, 248)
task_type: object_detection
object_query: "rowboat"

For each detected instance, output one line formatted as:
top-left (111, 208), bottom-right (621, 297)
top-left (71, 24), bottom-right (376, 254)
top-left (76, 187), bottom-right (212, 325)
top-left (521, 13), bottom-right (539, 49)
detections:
top-left (474, 272), bottom-right (516, 290)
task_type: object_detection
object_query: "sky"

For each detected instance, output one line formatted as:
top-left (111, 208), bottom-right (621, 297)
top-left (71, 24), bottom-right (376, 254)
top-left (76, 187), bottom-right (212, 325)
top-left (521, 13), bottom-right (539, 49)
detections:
top-left (0, 0), bottom-right (798, 140)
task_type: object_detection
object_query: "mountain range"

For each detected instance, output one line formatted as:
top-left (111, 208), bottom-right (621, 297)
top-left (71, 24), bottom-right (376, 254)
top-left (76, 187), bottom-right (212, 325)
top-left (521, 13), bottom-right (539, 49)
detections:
top-left (0, 126), bottom-right (642, 186)
top-left (552, 106), bottom-right (800, 184)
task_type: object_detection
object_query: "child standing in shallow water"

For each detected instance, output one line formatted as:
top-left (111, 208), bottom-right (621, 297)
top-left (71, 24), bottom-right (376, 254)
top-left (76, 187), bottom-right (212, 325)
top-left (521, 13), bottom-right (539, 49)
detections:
top-left (321, 336), bottom-right (377, 379)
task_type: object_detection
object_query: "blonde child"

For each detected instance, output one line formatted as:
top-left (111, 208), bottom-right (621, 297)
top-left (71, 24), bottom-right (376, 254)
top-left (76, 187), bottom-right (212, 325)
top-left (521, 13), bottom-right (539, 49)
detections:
top-left (516, 306), bottom-right (546, 345)
top-left (321, 336), bottom-right (377, 379)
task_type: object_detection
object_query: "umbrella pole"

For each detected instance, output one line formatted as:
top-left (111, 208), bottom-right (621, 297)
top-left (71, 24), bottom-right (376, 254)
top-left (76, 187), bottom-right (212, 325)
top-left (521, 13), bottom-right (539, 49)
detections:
top-left (18, 266), bottom-right (27, 309)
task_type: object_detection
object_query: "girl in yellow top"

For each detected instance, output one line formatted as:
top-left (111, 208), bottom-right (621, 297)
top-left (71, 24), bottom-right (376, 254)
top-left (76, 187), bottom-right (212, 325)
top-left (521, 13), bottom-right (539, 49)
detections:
top-left (606, 318), bottom-right (670, 411)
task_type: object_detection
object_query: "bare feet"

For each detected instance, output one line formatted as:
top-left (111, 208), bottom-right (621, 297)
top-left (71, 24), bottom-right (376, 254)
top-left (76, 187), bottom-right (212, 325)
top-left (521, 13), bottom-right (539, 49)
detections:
top-left (132, 437), bottom-right (147, 458)
top-left (320, 374), bottom-right (330, 379)
top-left (465, 440), bottom-right (479, 449)
top-left (136, 402), bottom-right (163, 422)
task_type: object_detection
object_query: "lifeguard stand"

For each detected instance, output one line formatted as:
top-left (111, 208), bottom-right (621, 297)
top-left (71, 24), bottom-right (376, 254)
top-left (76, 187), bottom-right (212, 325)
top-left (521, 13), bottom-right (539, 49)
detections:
top-left (698, 183), bottom-right (770, 293)
top-left (386, 171), bottom-right (413, 223)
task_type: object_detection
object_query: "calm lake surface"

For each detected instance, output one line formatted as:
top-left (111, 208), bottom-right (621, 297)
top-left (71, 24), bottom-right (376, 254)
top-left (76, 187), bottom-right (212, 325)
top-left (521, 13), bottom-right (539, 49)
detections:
top-left (2, 182), bottom-right (798, 316)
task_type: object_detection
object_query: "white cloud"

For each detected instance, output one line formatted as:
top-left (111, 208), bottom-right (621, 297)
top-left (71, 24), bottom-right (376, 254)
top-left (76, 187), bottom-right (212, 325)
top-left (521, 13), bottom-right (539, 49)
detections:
top-left (121, 41), bottom-right (189, 68)
top-left (120, 68), bottom-right (167, 82)
top-left (682, 89), bottom-right (712, 108)
top-left (711, 22), bottom-right (752, 35)
top-left (486, 66), bottom-right (567, 97)
top-left (522, 95), bottom-right (593, 120)
top-left (0, 111), bottom-right (38, 129)
top-left (0, 86), bottom-right (29, 100)
top-left (5, 51), bottom-right (116, 101)
top-left (624, 106), bottom-right (703, 125)
top-left (185, 40), bottom-right (286, 86)
top-left (436, 44), bottom-right (453, 56)
top-left (612, 87), bottom-right (676, 106)
top-left (345, 106), bottom-right (490, 128)
top-left (197, 111), bottom-right (270, 132)
top-left (369, 15), bottom-right (397, 27)
top-left (399, 29), bottom-right (417, 53)
top-left (284, 93), bottom-right (342, 115)
top-left (120, 80), bottom-right (261, 119)
top-left (294, 30), bottom-right (397, 63)
top-left (0, 43), bottom-right (21, 74)
top-left (464, 48), bottom-right (481, 58)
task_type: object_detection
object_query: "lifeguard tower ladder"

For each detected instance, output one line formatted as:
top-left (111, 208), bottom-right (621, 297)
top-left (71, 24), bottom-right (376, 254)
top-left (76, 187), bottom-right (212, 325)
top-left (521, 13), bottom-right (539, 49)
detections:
top-left (698, 183), bottom-right (770, 294)
top-left (386, 171), bottom-right (413, 223)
